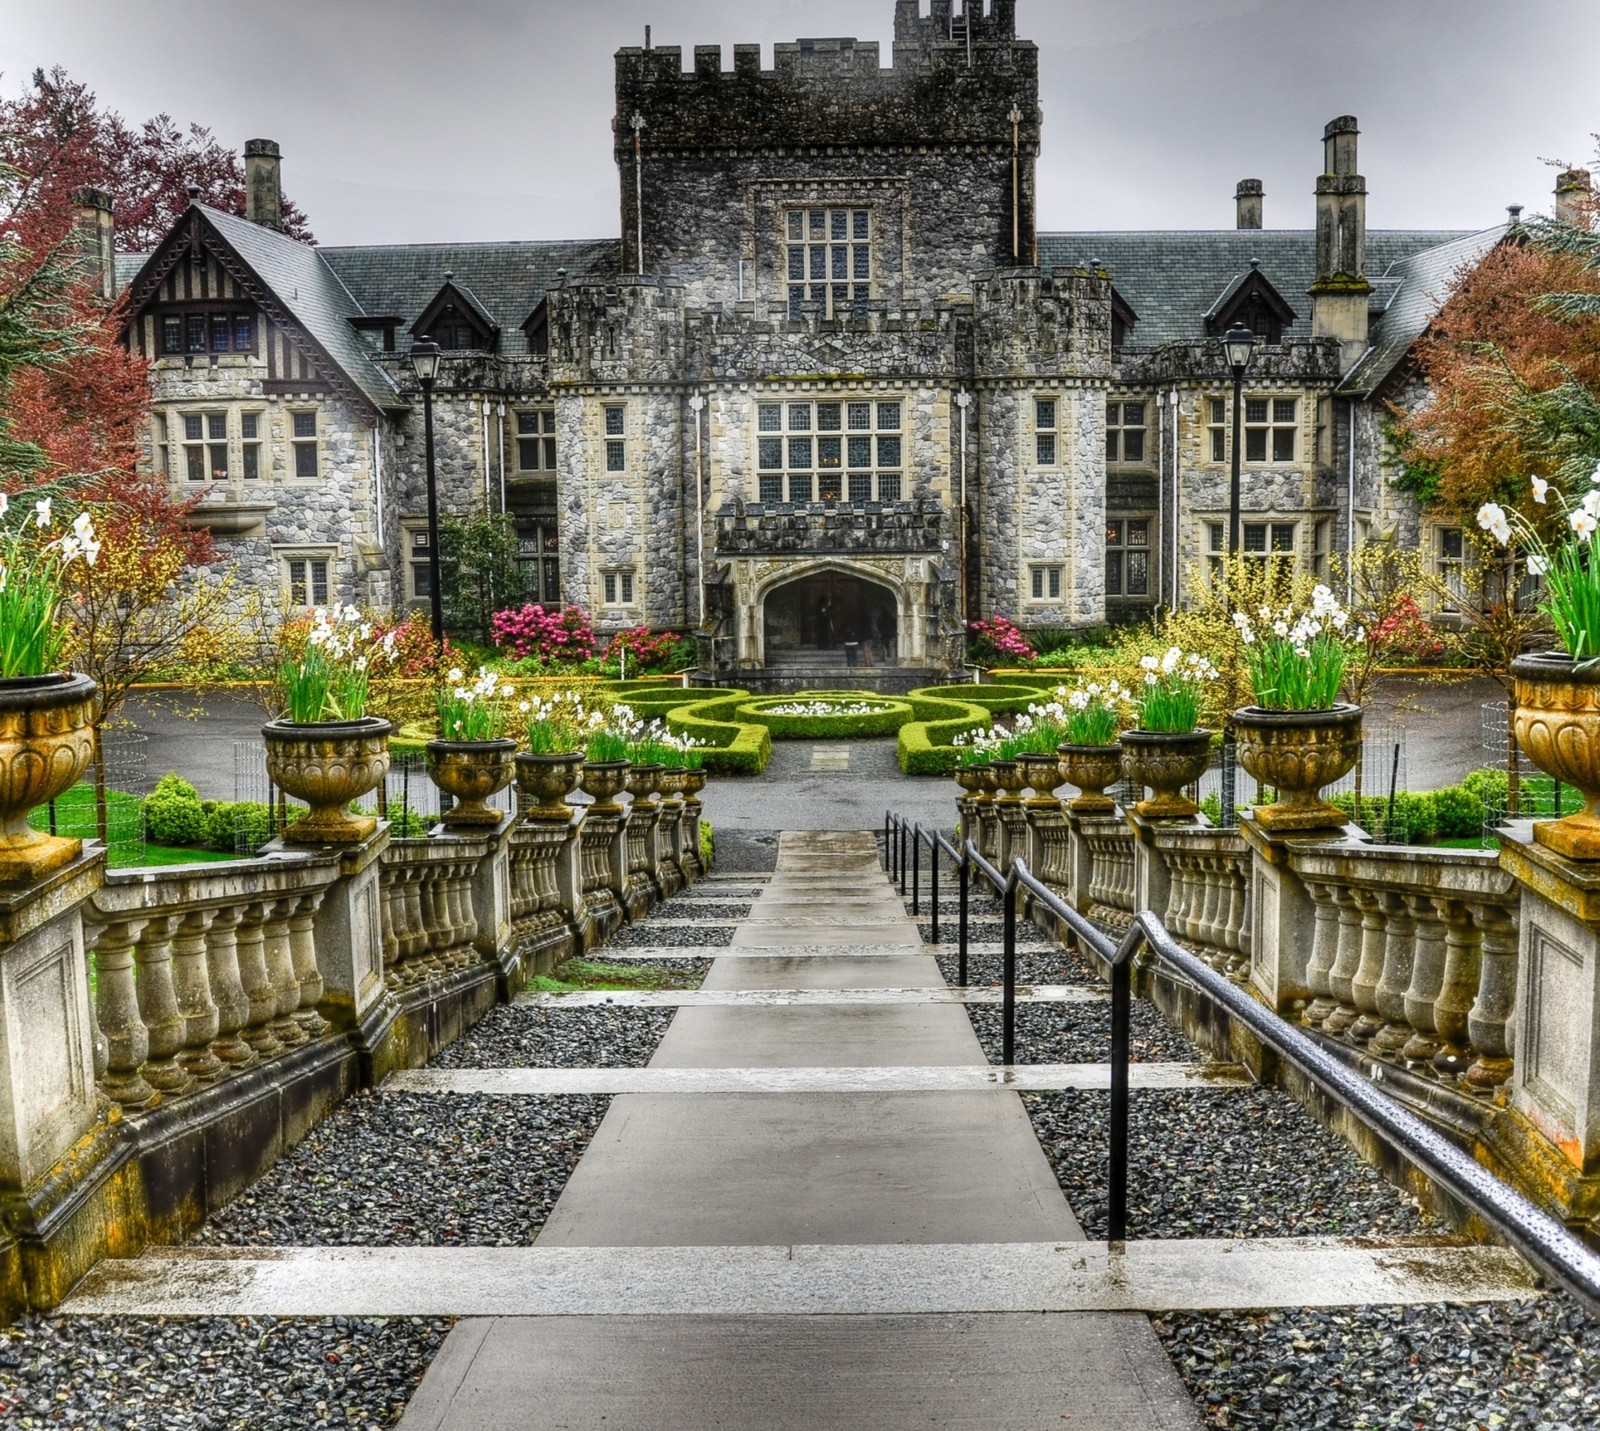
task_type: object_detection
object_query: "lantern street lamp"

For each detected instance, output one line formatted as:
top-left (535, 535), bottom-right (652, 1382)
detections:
top-left (409, 335), bottom-right (446, 646)
top-left (1219, 321), bottom-right (1257, 829)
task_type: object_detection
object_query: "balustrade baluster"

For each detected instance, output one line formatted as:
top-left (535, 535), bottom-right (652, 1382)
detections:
top-left (1347, 888), bottom-right (1389, 1043)
top-left (204, 906), bottom-right (254, 1067)
top-left (1464, 902), bottom-right (1518, 1091)
top-left (169, 908), bottom-right (223, 1083)
top-left (1369, 890), bottom-right (1417, 1057)
top-left (1431, 897), bottom-right (1481, 1079)
top-left (262, 898), bottom-right (306, 1047)
top-left (1301, 879), bottom-right (1339, 1024)
top-left (234, 901), bottom-right (284, 1058)
top-left (93, 919), bottom-right (155, 1107)
top-left (379, 870), bottom-right (402, 973)
top-left (288, 891), bottom-right (330, 1038)
top-left (403, 867), bottom-right (429, 968)
top-left (1398, 893), bottom-right (1447, 1062)
top-left (133, 914), bottom-right (193, 1095)
top-left (1322, 885), bottom-right (1365, 1036)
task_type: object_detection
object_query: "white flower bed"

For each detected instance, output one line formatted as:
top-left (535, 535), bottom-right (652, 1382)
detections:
top-left (763, 699), bottom-right (891, 718)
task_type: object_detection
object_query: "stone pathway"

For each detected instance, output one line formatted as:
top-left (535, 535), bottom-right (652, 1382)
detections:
top-left (52, 834), bottom-right (1552, 1429)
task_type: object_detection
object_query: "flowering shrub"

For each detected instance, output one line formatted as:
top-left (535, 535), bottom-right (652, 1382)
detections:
top-left (277, 605), bottom-right (398, 722)
top-left (604, 627), bottom-right (689, 674)
top-left (968, 614), bottom-right (1036, 664)
top-left (1232, 585), bottom-right (1359, 710)
top-left (1135, 647), bottom-right (1219, 733)
top-left (438, 666), bottom-right (517, 741)
top-left (1366, 593), bottom-right (1444, 663)
top-left (0, 490), bottom-right (100, 677)
top-left (490, 603), bottom-right (598, 665)
top-left (1479, 470), bottom-right (1600, 661)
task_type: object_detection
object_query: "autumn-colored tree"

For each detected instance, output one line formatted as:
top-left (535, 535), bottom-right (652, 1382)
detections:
top-left (0, 66), bottom-right (313, 252)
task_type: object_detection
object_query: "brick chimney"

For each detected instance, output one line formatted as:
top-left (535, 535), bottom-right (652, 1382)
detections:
top-left (1556, 168), bottom-right (1592, 226)
top-left (1235, 179), bottom-right (1263, 230)
top-left (244, 138), bottom-right (283, 230)
top-left (1309, 116), bottom-right (1370, 371)
top-left (71, 186), bottom-right (116, 301)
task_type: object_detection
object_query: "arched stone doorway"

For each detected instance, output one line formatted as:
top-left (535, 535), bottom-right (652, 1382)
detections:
top-left (762, 570), bottom-right (899, 667)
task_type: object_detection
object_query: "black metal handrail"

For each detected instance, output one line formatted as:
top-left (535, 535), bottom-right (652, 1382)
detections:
top-left (881, 808), bottom-right (1600, 1320)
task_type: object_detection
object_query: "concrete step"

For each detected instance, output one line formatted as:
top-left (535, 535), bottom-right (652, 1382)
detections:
top-left (515, 986), bottom-right (1107, 1008)
top-left (61, 1236), bottom-right (1538, 1318)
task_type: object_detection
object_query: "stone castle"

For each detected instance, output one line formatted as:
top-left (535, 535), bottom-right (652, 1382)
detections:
top-left (101, 0), bottom-right (1556, 685)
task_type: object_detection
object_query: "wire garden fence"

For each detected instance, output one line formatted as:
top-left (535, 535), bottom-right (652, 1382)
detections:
top-left (27, 729), bottom-right (150, 867)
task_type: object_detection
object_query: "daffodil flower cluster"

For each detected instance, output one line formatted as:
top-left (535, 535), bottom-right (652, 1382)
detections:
top-left (1135, 646), bottom-right (1219, 733)
top-left (1054, 678), bottom-right (1130, 746)
top-left (1478, 466), bottom-right (1600, 663)
top-left (763, 699), bottom-right (891, 717)
top-left (0, 490), bottom-right (102, 679)
top-left (1230, 584), bottom-right (1357, 711)
top-left (524, 690), bottom-right (608, 755)
top-left (437, 666), bottom-right (518, 741)
top-left (280, 605), bottom-right (397, 722)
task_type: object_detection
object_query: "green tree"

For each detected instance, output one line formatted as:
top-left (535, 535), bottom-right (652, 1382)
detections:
top-left (438, 509), bottom-right (527, 644)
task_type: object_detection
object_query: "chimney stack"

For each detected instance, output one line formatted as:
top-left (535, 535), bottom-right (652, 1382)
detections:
top-left (244, 138), bottom-right (283, 230)
top-left (1309, 115), bottom-right (1370, 371)
top-left (1556, 168), bottom-right (1592, 226)
top-left (71, 186), bottom-right (116, 301)
top-left (1235, 179), bottom-right (1263, 230)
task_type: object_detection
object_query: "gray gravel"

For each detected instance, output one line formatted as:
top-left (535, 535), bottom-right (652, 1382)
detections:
top-left (1024, 1087), bottom-right (1435, 1241)
top-left (429, 1004), bottom-right (674, 1069)
top-left (654, 901), bottom-right (753, 921)
top-left (704, 829), bottom-right (779, 872)
top-left (1156, 1295), bottom-right (1599, 1430)
top-left (0, 1314), bottom-right (452, 1429)
top-left (550, 955), bottom-right (712, 986)
top-left (968, 1001), bottom-right (1198, 1065)
top-left (607, 922), bottom-right (736, 948)
top-left (195, 1092), bottom-right (608, 1246)
top-left (919, 919), bottom-right (1055, 947)
top-left (935, 945), bottom-right (1102, 988)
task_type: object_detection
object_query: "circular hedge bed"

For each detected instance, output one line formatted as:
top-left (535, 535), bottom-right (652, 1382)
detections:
top-left (734, 692), bottom-right (914, 739)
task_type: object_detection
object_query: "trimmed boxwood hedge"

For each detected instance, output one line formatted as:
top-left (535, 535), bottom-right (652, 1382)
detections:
top-left (897, 689), bottom-right (993, 775)
top-left (924, 682), bottom-right (1050, 716)
top-left (663, 690), bottom-right (772, 775)
top-left (735, 693), bottom-right (913, 740)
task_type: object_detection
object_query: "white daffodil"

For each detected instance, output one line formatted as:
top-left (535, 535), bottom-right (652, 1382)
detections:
top-left (1528, 552), bottom-right (1550, 576)
top-left (34, 497), bottom-right (52, 528)
top-left (1140, 654), bottom-right (1159, 672)
top-left (1476, 502), bottom-right (1512, 546)
top-left (1572, 509), bottom-right (1599, 542)
top-left (1532, 475), bottom-right (1550, 504)
top-left (0, 492), bottom-right (8, 518)
top-left (447, 667), bottom-right (463, 683)
top-left (1590, 458), bottom-right (1600, 486)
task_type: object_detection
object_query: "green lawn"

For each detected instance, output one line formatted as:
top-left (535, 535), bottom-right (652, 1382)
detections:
top-left (28, 782), bottom-right (245, 870)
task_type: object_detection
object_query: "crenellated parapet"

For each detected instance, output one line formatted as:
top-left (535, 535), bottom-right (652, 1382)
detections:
top-left (1113, 338), bottom-right (1343, 387)
top-left (972, 268), bottom-right (1113, 381)
top-left (689, 301), bottom-right (967, 383)
top-left (545, 276), bottom-right (688, 387)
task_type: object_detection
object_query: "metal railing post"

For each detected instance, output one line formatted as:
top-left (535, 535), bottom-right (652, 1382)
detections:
top-left (883, 811), bottom-right (891, 871)
top-left (899, 820), bottom-right (908, 896)
top-left (912, 824), bottom-right (920, 915)
top-left (1109, 951), bottom-right (1131, 1243)
top-left (1002, 869), bottom-right (1017, 1066)
top-left (930, 833), bottom-right (940, 945)
top-left (958, 846), bottom-right (969, 986)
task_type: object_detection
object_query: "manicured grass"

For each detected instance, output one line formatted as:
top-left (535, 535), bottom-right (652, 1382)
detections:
top-left (27, 781), bottom-right (247, 869)
top-left (531, 957), bottom-right (703, 993)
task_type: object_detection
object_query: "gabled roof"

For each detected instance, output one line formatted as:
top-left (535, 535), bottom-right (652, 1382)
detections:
top-left (120, 203), bottom-right (402, 413)
top-left (1339, 224), bottom-right (1509, 396)
top-left (1039, 229), bottom-right (1472, 351)
top-left (411, 274), bottom-right (501, 346)
top-left (321, 239), bottom-right (619, 357)
top-left (1204, 261), bottom-right (1296, 332)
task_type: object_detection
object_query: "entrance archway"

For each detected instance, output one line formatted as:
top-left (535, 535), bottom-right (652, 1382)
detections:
top-left (762, 571), bottom-right (899, 667)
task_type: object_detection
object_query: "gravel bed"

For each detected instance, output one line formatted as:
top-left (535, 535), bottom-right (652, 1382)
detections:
top-left (935, 945), bottom-right (1102, 989)
top-left (0, 1314), bottom-right (452, 1429)
top-left (650, 901), bottom-right (752, 921)
top-left (1155, 1295), bottom-right (1599, 1430)
top-left (1023, 1087), bottom-right (1435, 1241)
top-left (606, 922), bottom-right (736, 949)
top-left (920, 919), bottom-right (1055, 948)
top-left (705, 830), bottom-right (779, 873)
top-left (195, 1092), bottom-right (608, 1246)
top-left (968, 1001), bottom-right (1197, 1065)
top-left (430, 1004), bottom-right (674, 1069)
top-left (553, 955), bottom-right (712, 987)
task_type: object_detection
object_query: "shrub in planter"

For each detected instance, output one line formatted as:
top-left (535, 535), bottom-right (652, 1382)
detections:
top-left (145, 773), bottom-right (208, 845)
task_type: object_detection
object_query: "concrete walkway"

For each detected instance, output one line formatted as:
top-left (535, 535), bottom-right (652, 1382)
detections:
top-left (396, 830), bottom-right (1199, 1430)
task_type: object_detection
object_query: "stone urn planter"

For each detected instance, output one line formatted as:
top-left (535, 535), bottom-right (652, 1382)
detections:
top-left (989, 759), bottom-right (1027, 805)
top-left (262, 716), bottom-right (392, 845)
top-left (681, 768), bottom-right (709, 800)
top-left (1233, 705), bottom-right (1364, 833)
top-left (1120, 729), bottom-right (1212, 819)
top-left (1017, 751), bottom-right (1063, 804)
top-left (0, 673), bottom-right (99, 884)
top-left (954, 764), bottom-right (989, 802)
top-left (1057, 743), bottom-right (1123, 816)
top-left (657, 767), bottom-right (688, 805)
top-left (1511, 652), bottom-right (1600, 858)
top-left (580, 759), bottom-right (630, 814)
top-left (513, 750), bottom-right (584, 822)
top-left (428, 737), bottom-right (518, 828)
top-left (626, 763), bottom-right (666, 804)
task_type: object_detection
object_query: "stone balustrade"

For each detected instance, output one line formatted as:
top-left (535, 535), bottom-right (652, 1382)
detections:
top-left (0, 783), bottom-right (700, 1317)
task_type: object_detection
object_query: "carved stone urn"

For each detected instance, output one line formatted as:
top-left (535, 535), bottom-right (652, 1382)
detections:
top-left (1511, 652), bottom-right (1600, 858)
top-left (954, 764), bottom-right (988, 802)
top-left (427, 737), bottom-right (518, 828)
top-left (262, 716), bottom-right (392, 844)
top-left (0, 673), bottom-right (99, 883)
top-left (1119, 729), bottom-right (1212, 819)
top-left (657, 766), bottom-right (688, 807)
top-left (512, 750), bottom-right (584, 822)
top-left (1017, 751), bottom-right (1064, 805)
top-left (1233, 705), bottom-right (1364, 833)
top-left (989, 759), bottom-right (1027, 805)
top-left (1057, 742), bottom-right (1123, 816)
top-left (681, 768), bottom-right (709, 800)
top-left (580, 759), bottom-right (630, 814)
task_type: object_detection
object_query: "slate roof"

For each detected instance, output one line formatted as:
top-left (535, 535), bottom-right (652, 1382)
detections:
top-left (1039, 228), bottom-right (1474, 355)
top-left (320, 239), bottom-right (620, 356)
top-left (1338, 224), bottom-right (1508, 395)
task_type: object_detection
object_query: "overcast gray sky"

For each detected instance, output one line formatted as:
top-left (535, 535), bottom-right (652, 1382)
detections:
top-left (3, 0), bottom-right (1596, 246)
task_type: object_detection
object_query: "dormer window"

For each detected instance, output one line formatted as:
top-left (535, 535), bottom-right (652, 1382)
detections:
top-left (412, 274), bottom-right (499, 354)
top-left (1207, 264), bottom-right (1295, 348)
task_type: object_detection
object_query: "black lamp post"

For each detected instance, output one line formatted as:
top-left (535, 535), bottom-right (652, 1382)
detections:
top-left (409, 335), bottom-right (445, 646)
top-left (1219, 322), bottom-right (1257, 828)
